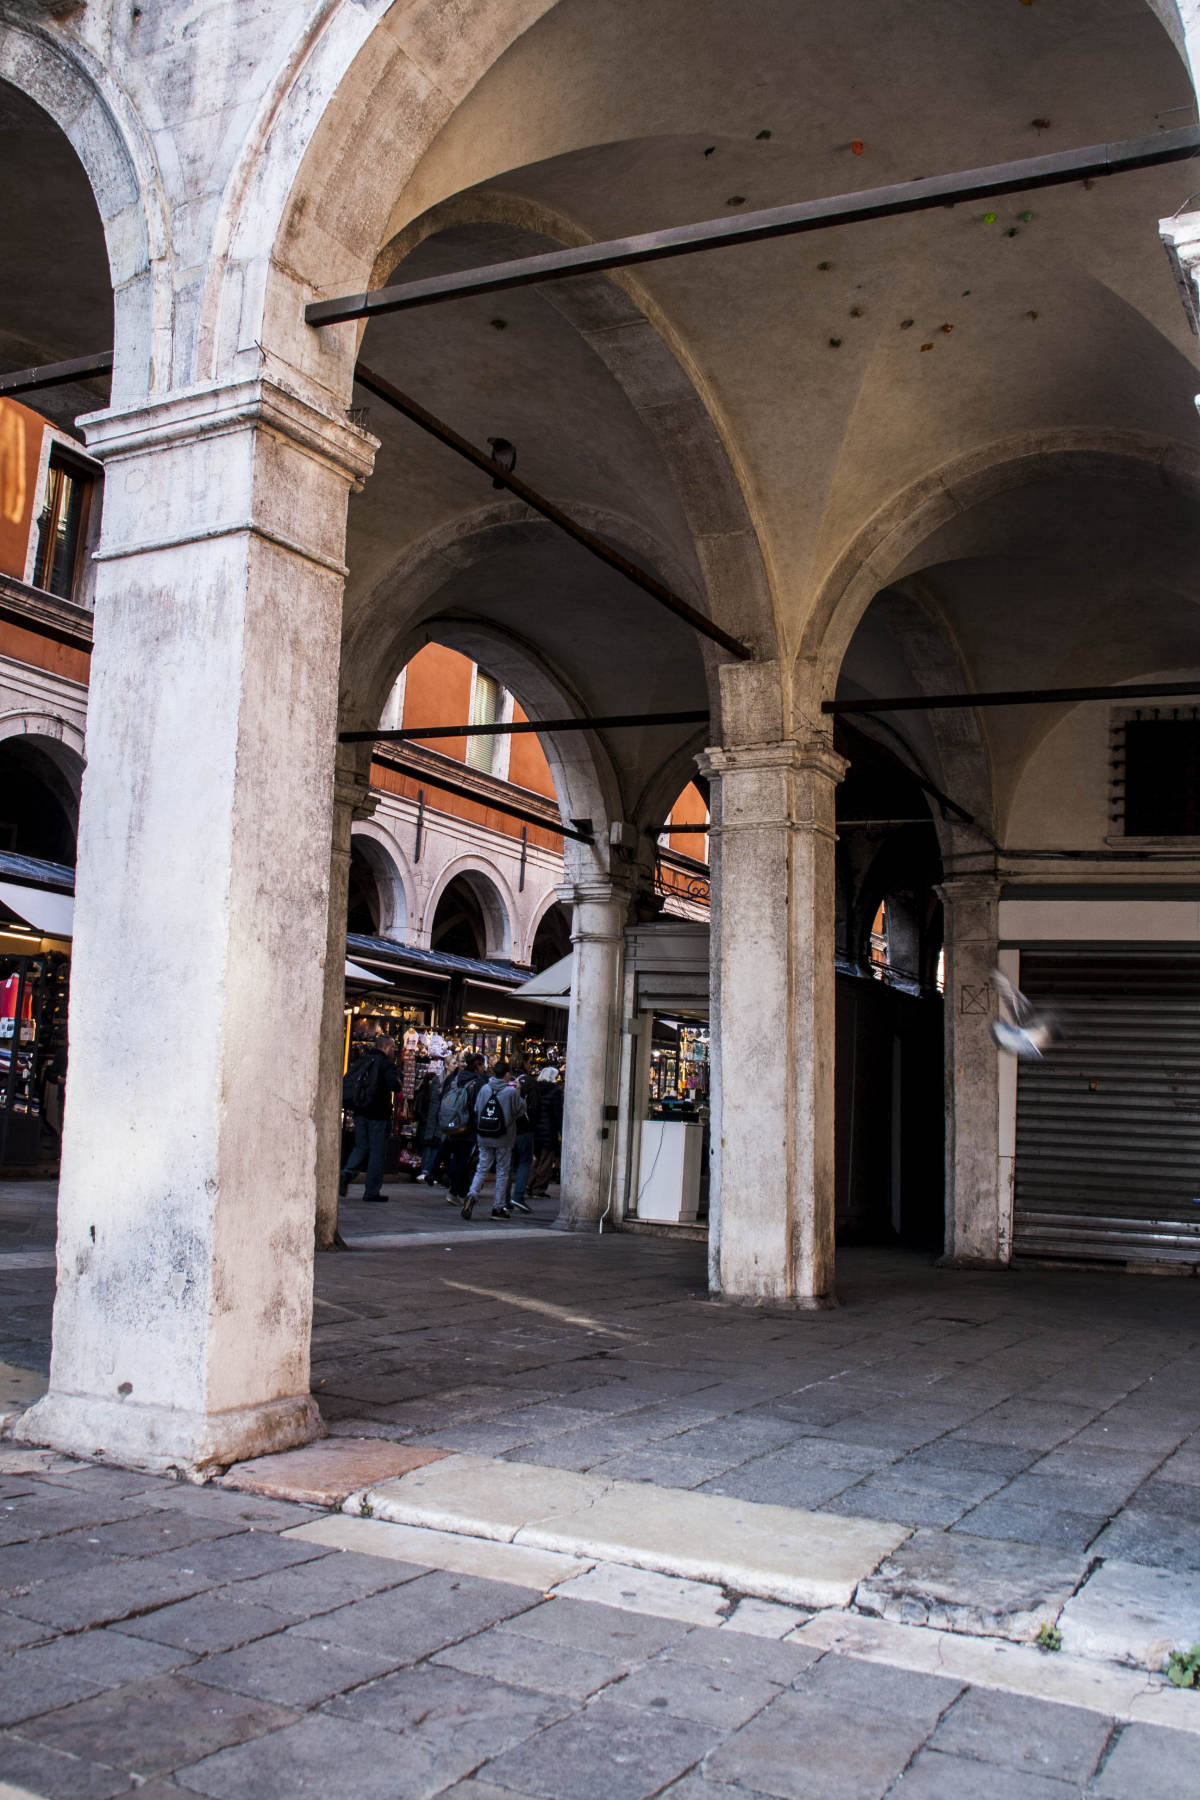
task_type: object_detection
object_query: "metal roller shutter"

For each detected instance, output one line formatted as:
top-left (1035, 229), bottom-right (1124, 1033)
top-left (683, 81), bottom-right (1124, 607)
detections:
top-left (1013, 949), bottom-right (1200, 1267)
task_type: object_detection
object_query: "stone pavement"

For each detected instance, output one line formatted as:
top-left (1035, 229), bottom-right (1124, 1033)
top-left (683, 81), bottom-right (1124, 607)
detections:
top-left (4, 1177), bottom-right (1200, 1792)
top-left (1, 1446), bottom-right (1199, 1798)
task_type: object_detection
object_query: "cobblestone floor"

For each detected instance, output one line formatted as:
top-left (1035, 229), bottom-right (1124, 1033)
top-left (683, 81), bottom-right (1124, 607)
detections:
top-left (3, 1179), bottom-right (1200, 1569)
top-left (0, 1458), bottom-right (1196, 1798)
top-left (3, 1180), bottom-right (1200, 1793)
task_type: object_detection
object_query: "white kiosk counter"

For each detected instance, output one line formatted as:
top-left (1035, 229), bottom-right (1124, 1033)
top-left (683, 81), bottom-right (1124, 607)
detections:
top-left (636, 1118), bottom-right (702, 1224)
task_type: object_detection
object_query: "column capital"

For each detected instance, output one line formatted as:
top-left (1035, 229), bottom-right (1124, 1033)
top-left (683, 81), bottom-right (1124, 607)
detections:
top-left (698, 738), bottom-right (847, 786)
top-left (555, 877), bottom-right (632, 910)
top-left (1160, 210), bottom-right (1200, 337)
top-left (82, 377), bottom-right (377, 578)
top-left (937, 873), bottom-right (1001, 905)
top-left (334, 767), bottom-right (377, 824)
top-left (81, 377), bottom-right (377, 485)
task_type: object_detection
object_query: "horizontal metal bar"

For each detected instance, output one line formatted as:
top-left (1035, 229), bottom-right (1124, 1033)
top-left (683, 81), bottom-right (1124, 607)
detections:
top-left (369, 745), bottom-right (592, 842)
top-left (826, 678), bottom-right (1200, 715)
top-left (0, 352), bottom-right (113, 397)
top-left (656, 822), bottom-right (710, 833)
top-left (837, 717), bottom-right (979, 828)
top-left (343, 707), bottom-right (710, 745)
top-left (307, 127), bottom-right (1200, 327)
top-left (354, 364), bottom-right (750, 660)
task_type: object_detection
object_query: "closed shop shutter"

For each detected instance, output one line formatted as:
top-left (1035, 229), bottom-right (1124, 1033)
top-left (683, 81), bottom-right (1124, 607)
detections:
top-left (1013, 949), bottom-right (1200, 1266)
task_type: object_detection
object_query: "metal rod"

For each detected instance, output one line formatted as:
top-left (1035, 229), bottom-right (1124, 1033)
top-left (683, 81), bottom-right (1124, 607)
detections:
top-left (0, 352), bottom-right (114, 397)
top-left (837, 718), bottom-right (980, 828)
top-left (825, 678), bottom-right (1200, 715)
top-left (342, 706), bottom-right (711, 744)
top-left (307, 127), bottom-right (1200, 327)
top-left (656, 822), bottom-right (710, 833)
top-left (354, 365), bottom-right (750, 661)
top-left (371, 746), bottom-right (592, 842)
top-left (413, 788), bottom-right (425, 864)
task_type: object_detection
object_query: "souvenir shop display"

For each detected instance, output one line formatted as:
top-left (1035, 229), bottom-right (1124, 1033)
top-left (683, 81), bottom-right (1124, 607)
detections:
top-left (648, 1018), bottom-right (710, 1121)
top-left (1, 952), bottom-right (70, 1166)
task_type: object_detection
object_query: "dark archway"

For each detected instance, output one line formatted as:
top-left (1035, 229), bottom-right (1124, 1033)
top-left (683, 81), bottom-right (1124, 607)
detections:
top-left (530, 901), bottom-right (571, 973)
top-left (430, 876), bottom-right (489, 961)
top-left (346, 844), bottom-right (382, 937)
top-left (0, 740), bottom-right (77, 865)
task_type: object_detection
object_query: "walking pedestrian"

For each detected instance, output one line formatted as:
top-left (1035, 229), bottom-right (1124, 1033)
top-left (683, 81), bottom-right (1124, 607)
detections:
top-left (338, 1035), bottom-right (402, 1204)
top-left (440, 1053), bottom-right (486, 1204)
top-left (415, 1062), bottom-right (446, 1183)
top-left (527, 1064), bottom-right (563, 1197)
top-left (462, 1059), bottom-right (520, 1219)
top-left (505, 1059), bottom-right (536, 1213)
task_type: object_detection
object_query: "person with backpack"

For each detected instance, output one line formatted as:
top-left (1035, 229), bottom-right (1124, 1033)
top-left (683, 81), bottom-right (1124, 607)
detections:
top-left (504, 1060), bottom-right (536, 1214)
top-left (440, 1053), bottom-right (486, 1205)
top-left (338, 1035), bottom-right (402, 1204)
top-left (461, 1059), bottom-right (520, 1220)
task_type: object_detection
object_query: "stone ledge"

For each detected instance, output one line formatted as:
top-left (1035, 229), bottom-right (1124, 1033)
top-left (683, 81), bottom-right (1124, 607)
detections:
top-left (348, 1451), bottom-right (907, 1608)
top-left (1058, 1557), bottom-right (1200, 1670)
top-left (796, 1609), bottom-right (1200, 1735)
top-left (855, 1529), bottom-right (1089, 1643)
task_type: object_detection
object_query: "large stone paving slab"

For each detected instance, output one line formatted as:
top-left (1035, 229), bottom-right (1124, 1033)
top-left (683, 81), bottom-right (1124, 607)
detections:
top-left (479, 1695), bottom-right (718, 1800)
top-left (854, 1530), bottom-right (1089, 1642)
top-left (703, 1686), bottom-right (930, 1799)
top-left (353, 1451), bottom-right (604, 1540)
top-left (358, 1453), bottom-right (908, 1607)
top-left (1058, 1558), bottom-right (1200, 1670)
top-left (286, 1508), bottom-right (591, 1589)
top-left (16, 1672), bottom-right (297, 1782)
top-left (220, 1439), bottom-right (448, 1506)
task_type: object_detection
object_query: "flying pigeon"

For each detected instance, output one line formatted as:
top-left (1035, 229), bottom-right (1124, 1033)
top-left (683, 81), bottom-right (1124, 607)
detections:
top-left (991, 968), bottom-right (1056, 1060)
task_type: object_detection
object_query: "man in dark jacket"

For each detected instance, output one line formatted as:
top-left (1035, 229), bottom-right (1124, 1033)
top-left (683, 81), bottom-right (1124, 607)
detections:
top-left (527, 1065), bottom-right (564, 1197)
top-left (443, 1053), bottom-right (486, 1204)
top-left (338, 1036), bottom-right (402, 1204)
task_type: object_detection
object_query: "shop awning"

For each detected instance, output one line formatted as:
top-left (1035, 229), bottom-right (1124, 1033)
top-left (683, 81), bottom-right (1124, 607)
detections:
top-left (515, 954), bottom-right (572, 1010)
top-left (0, 881), bottom-right (74, 939)
top-left (345, 958), bottom-right (390, 985)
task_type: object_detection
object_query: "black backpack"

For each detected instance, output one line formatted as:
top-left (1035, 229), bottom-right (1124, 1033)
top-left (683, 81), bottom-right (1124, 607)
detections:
top-left (343, 1052), bottom-right (381, 1112)
top-left (476, 1086), bottom-right (507, 1139)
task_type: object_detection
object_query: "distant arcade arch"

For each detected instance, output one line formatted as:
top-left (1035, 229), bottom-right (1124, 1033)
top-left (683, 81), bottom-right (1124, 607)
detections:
top-left (529, 899), bottom-right (571, 973)
top-left (428, 867), bottom-right (513, 962)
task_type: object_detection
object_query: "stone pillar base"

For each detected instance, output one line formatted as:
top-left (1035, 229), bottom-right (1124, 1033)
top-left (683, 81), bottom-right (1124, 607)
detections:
top-left (712, 1290), bottom-right (841, 1312)
top-left (936, 1254), bottom-right (1009, 1272)
top-left (15, 1389), bottom-right (323, 1478)
top-left (549, 1213), bottom-right (601, 1234)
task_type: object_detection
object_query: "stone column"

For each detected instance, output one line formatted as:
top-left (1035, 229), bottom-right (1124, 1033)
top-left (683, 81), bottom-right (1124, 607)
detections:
top-left (315, 753), bottom-right (375, 1252)
top-left (939, 874), bottom-right (1006, 1267)
top-left (18, 379), bottom-right (375, 1473)
top-left (554, 878), bottom-right (630, 1230)
top-left (700, 672), bottom-right (845, 1307)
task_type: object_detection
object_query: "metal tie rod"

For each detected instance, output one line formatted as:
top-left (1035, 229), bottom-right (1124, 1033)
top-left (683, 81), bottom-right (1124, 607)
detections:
top-left (0, 351), bottom-right (114, 398)
top-left (353, 364), bottom-right (751, 660)
top-left (825, 678), bottom-right (1200, 714)
top-left (370, 746), bottom-right (595, 843)
top-left (341, 707), bottom-right (711, 744)
top-left (0, 356), bottom-right (751, 658)
top-left (306, 126), bottom-right (1200, 326)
